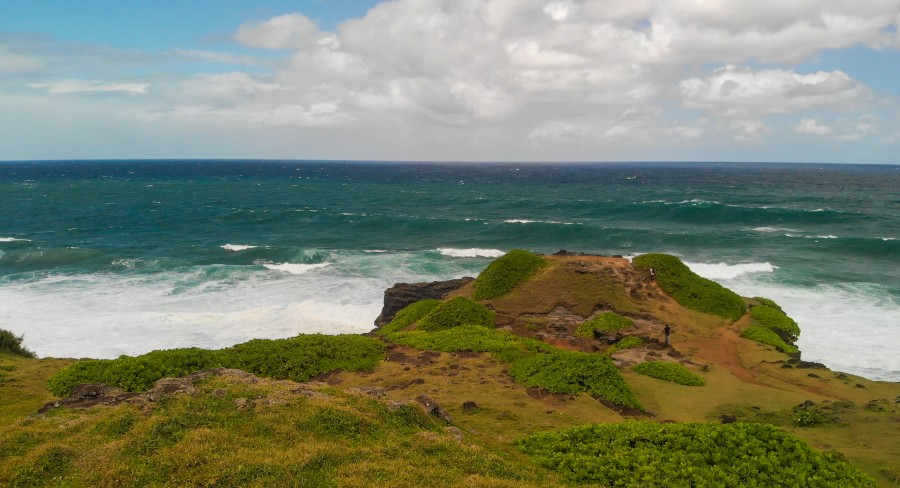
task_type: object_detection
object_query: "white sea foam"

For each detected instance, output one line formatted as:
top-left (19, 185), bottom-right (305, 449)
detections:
top-left (503, 219), bottom-right (577, 225)
top-left (0, 237), bottom-right (30, 242)
top-left (261, 262), bottom-right (330, 274)
top-left (504, 219), bottom-right (537, 224)
top-left (437, 248), bottom-right (505, 258)
top-left (751, 227), bottom-right (801, 233)
top-left (686, 261), bottom-right (900, 382)
top-left (683, 261), bottom-right (777, 280)
top-left (221, 244), bottom-right (258, 252)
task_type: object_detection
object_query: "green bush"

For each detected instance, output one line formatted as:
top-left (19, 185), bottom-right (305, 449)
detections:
top-left (47, 335), bottom-right (385, 396)
top-left (0, 329), bottom-right (36, 358)
top-left (388, 325), bottom-right (553, 364)
top-left (377, 299), bottom-right (441, 335)
top-left (417, 297), bottom-right (495, 331)
top-left (472, 250), bottom-right (547, 300)
top-left (508, 350), bottom-right (642, 410)
top-left (574, 312), bottom-right (633, 338)
top-left (632, 254), bottom-right (745, 321)
top-left (631, 361), bottom-right (704, 386)
top-left (516, 421), bottom-right (876, 487)
top-left (740, 326), bottom-right (798, 355)
top-left (753, 297), bottom-right (783, 312)
top-left (606, 336), bottom-right (643, 356)
top-left (793, 409), bottom-right (825, 427)
top-left (750, 305), bottom-right (800, 344)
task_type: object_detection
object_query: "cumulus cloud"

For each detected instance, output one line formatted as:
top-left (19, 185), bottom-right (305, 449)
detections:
top-left (2, 0), bottom-right (899, 161)
top-left (795, 118), bottom-right (833, 136)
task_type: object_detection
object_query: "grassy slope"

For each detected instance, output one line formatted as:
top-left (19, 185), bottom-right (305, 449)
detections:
top-left (2, 254), bottom-right (898, 486)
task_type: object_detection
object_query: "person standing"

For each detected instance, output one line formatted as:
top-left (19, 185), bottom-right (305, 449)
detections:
top-left (649, 267), bottom-right (656, 281)
top-left (664, 324), bottom-right (671, 345)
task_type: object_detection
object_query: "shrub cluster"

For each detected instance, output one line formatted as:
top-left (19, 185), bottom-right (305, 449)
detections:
top-left (0, 329), bottom-right (36, 358)
top-left (605, 336), bottom-right (643, 356)
top-left (508, 350), bottom-right (642, 409)
top-left (387, 324), bottom-right (553, 363)
top-left (417, 296), bottom-right (494, 331)
top-left (740, 326), bottom-right (798, 355)
top-left (750, 304), bottom-right (800, 344)
top-left (472, 250), bottom-right (547, 300)
top-left (632, 254), bottom-right (745, 321)
top-left (47, 335), bottom-right (385, 396)
top-left (378, 299), bottom-right (441, 335)
top-left (753, 296), bottom-right (783, 312)
top-left (516, 421), bottom-right (876, 487)
top-left (574, 312), bottom-right (633, 338)
top-left (631, 361), bottom-right (704, 386)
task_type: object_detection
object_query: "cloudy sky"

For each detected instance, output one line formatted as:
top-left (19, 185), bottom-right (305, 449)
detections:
top-left (1, 0), bottom-right (899, 163)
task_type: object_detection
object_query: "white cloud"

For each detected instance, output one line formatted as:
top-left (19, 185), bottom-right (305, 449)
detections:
top-left (236, 13), bottom-right (321, 50)
top-left (28, 80), bottom-right (149, 95)
top-left (680, 65), bottom-right (871, 116)
top-left (795, 118), bottom-right (833, 135)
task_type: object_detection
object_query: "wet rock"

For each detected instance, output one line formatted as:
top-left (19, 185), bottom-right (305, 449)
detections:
top-left (374, 277), bottom-right (474, 327)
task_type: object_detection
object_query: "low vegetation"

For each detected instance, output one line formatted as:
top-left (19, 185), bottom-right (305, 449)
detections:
top-left (632, 254), bottom-right (745, 321)
top-left (0, 329), bottom-right (36, 359)
top-left (378, 299), bottom-right (441, 335)
top-left (516, 421), bottom-right (876, 487)
top-left (417, 297), bottom-right (495, 331)
top-left (749, 304), bottom-right (801, 343)
top-left (472, 250), bottom-right (547, 300)
top-left (47, 335), bottom-right (385, 396)
top-left (605, 336), bottom-right (642, 356)
top-left (631, 361), bottom-right (705, 386)
top-left (574, 312), bottom-right (633, 338)
top-left (753, 296), bottom-right (783, 312)
top-left (740, 326), bottom-right (798, 354)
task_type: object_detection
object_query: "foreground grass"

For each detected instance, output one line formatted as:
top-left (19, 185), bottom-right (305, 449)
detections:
top-left (1, 373), bottom-right (559, 488)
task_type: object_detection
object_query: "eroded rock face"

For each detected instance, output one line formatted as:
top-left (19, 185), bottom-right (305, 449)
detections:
top-left (374, 277), bottom-right (474, 327)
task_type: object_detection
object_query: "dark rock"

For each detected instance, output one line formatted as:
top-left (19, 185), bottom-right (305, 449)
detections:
top-left (374, 277), bottom-right (475, 327)
top-left (799, 400), bottom-right (816, 408)
top-left (796, 361), bottom-right (827, 370)
top-left (387, 378), bottom-right (425, 391)
top-left (347, 386), bottom-right (386, 398)
top-left (835, 373), bottom-right (848, 379)
top-left (461, 401), bottom-right (479, 412)
top-left (646, 351), bottom-right (661, 357)
top-left (781, 364), bottom-right (794, 369)
top-left (667, 350), bottom-right (683, 358)
top-left (719, 415), bottom-right (737, 424)
top-left (807, 373), bottom-right (821, 379)
top-left (855, 383), bottom-right (866, 389)
top-left (415, 394), bottom-right (452, 423)
top-left (526, 387), bottom-right (552, 399)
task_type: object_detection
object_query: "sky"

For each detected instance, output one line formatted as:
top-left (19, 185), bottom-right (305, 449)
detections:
top-left (1, 0), bottom-right (899, 163)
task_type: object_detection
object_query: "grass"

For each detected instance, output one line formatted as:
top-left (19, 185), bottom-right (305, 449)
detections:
top-left (47, 334), bottom-right (386, 396)
top-left (632, 254), bottom-right (746, 321)
top-left (606, 336), bottom-right (642, 356)
top-left (574, 312), bottom-right (633, 338)
top-left (753, 296), bottom-right (783, 312)
top-left (631, 361), bottom-right (705, 386)
top-left (472, 250), bottom-right (547, 300)
top-left (740, 326), bottom-right (798, 355)
top-left (378, 299), bottom-right (441, 335)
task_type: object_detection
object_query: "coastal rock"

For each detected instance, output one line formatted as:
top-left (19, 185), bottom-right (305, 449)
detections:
top-left (415, 394), bottom-right (452, 423)
top-left (374, 277), bottom-right (475, 327)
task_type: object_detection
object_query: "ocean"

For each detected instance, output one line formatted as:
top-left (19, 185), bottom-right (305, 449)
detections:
top-left (1, 161), bottom-right (897, 381)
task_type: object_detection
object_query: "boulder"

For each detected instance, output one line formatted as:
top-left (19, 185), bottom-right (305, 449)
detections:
top-left (374, 277), bottom-right (474, 327)
top-left (415, 394), bottom-right (452, 423)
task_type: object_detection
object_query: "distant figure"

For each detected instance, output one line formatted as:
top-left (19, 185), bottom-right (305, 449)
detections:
top-left (649, 267), bottom-right (656, 281)
top-left (664, 324), bottom-right (671, 344)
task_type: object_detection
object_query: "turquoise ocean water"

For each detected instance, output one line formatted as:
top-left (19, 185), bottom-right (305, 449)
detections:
top-left (1, 161), bottom-right (897, 381)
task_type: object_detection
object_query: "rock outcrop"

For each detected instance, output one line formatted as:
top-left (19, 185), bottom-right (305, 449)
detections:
top-left (374, 277), bottom-right (474, 327)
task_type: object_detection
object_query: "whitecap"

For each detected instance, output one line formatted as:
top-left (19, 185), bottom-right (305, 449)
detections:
top-left (261, 262), bottom-right (330, 275)
top-left (504, 219), bottom-right (537, 224)
top-left (437, 248), bottom-right (505, 258)
top-left (0, 237), bottom-right (30, 242)
top-left (222, 244), bottom-right (258, 252)
top-left (751, 227), bottom-right (802, 233)
top-left (684, 261), bottom-right (777, 280)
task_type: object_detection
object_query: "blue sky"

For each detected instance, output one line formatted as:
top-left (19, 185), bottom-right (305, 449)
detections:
top-left (1, 0), bottom-right (899, 163)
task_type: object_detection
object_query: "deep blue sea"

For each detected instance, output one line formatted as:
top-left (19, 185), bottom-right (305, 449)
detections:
top-left (1, 161), bottom-right (897, 381)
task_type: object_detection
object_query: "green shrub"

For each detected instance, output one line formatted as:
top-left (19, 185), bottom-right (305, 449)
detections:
top-left (631, 361), bottom-right (704, 386)
top-left (0, 329), bottom-right (36, 358)
top-left (417, 297), bottom-right (495, 331)
top-left (508, 350), bottom-right (642, 410)
top-left (47, 335), bottom-right (385, 396)
top-left (740, 326), bottom-right (798, 355)
top-left (606, 336), bottom-right (642, 356)
top-left (472, 250), bottom-right (547, 300)
top-left (753, 297), bottom-right (783, 312)
top-left (632, 254), bottom-right (745, 321)
top-left (793, 409), bottom-right (825, 427)
top-left (388, 325), bottom-right (553, 364)
top-left (574, 312), bottom-right (633, 338)
top-left (750, 305), bottom-right (800, 343)
top-left (516, 421), bottom-right (876, 487)
top-left (378, 299), bottom-right (441, 335)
